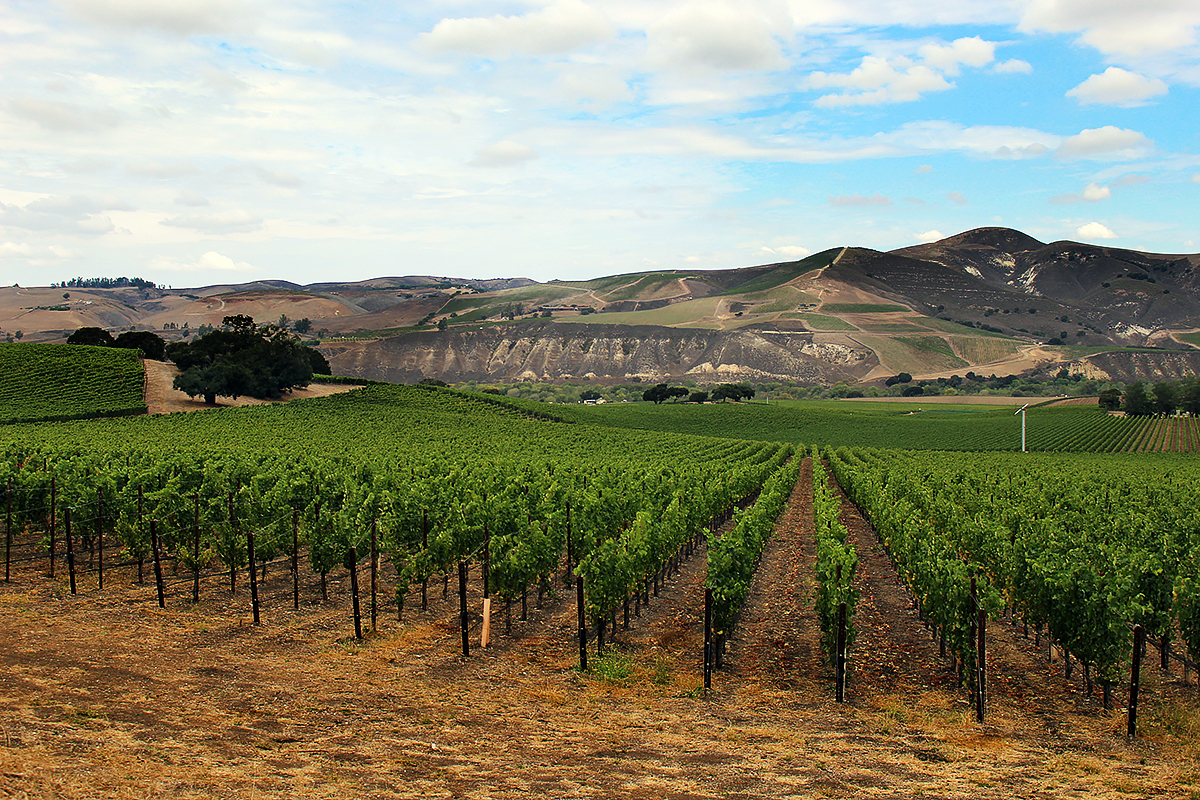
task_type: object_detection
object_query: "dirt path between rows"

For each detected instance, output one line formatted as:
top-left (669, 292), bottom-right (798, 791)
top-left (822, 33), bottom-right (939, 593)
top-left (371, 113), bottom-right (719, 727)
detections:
top-left (0, 470), bottom-right (1195, 799)
top-left (142, 359), bottom-right (358, 415)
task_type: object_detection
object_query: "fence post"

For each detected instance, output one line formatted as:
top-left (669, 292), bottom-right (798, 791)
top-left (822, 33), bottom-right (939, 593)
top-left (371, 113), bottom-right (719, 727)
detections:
top-left (576, 575), bottom-right (587, 671)
top-left (976, 593), bottom-right (986, 723)
top-left (5, 478), bottom-right (12, 583)
top-left (349, 544), bottom-right (362, 641)
top-left (150, 520), bottom-right (165, 609)
top-left (836, 602), bottom-right (847, 702)
top-left (370, 517), bottom-right (378, 632)
top-left (65, 507), bottom-right (77, 595)
top-left (49, 477), bottom-right (56, 578)
top-left (704, 587), bottom-right (712, 695)
top-left (247, 528), bottom-right (260, 625)
top-left (1129, 624), bottom-right (1145, 737)
top-left (96, 489), bottom-right (104, 591)
top-left (459, 560), bottom-right (470, 657)
top-left (291, 507), bottom-right (299, 611)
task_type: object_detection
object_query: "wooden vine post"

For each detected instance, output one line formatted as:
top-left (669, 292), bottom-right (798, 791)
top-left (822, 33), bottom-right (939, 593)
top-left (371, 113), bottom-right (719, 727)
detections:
top-left (458, 560), bottom-right (470, 657)
top-left (65, 507), bottom-right (77, 595)
top-left (227, 491), bottom-right (236, 593)
top-left (704, 587), bottom-right (712, 695)
top-left (576, 575), bottom-right (587, 671)
top-left (291, 507), bottom-right (299, 611)
top-left (137, 485), bottom-right (144, 583)
top-left (370, 517), bottom-right (378, 632)
top-left (976, 582), bottom-right (987, 724)
top-left (150, 520), bottom-right (165, 609)
top-left (247, 527), bottom-right (260, 625)
top-left (96, 489), bottom-right (104, 591)
top-left (420, 510), bottom-right (428, 611)
top-left (5, 477), bottom-right (12, 583)
top-left (191, 495), bottom-right (200, 603)
top-left (481, 523), bottom-right (491, 648)
top-left (1129, 624), bottom-right (1145, 737)
top-left (349, 544), bottom-right (362, 641)
top-left (564, 500), bottom-right (573, 586)
top-left (835, 602), bottom-right (847, 703)
top-left (49, 477), bottom-right (56, 577)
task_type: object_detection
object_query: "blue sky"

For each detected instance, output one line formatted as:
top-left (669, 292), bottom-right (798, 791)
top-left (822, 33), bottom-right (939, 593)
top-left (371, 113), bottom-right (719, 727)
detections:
top-left (2, 0), bottom-right (1199, 288)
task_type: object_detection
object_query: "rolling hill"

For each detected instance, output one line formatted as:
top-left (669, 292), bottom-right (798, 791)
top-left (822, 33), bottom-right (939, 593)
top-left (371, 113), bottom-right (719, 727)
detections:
top-left (6, 229), bottom-right (1200, 385)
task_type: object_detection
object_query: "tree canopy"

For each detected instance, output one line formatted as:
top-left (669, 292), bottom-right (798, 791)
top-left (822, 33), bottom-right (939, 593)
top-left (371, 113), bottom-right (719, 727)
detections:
top-left (167, 314), bottom-right (324, 404)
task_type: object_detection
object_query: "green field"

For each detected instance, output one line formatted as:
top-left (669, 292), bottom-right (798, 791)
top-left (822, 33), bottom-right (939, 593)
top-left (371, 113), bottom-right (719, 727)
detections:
top-left (783, 312), bottom-right (858, 331)
top-left (0, 342), bottom-right (146, 424)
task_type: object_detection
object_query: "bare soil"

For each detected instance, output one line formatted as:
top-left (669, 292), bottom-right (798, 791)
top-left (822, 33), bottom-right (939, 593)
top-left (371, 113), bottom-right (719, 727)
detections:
top-left (143, 359), bottom-right (358, 415)
top-left (0, 465), bottom-right (1196, 799)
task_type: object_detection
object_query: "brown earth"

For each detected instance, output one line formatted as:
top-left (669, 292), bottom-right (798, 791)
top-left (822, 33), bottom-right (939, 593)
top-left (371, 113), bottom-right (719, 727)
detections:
top-left (0, 465), bottom-right (1196, 799)
top-left (143, 359), bottom-right (359, 415)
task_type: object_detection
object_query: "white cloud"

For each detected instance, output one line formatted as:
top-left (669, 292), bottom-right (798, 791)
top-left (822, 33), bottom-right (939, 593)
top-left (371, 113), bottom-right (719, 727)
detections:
top-left (993, 59), bottom-right (1033, 74)
top-left (469, 141), bottom-right (539, 167)
top-left (915, 164), bottom-right (933, 174)
top-left (808, 57), bottom-right (952, 107)
top-left (915, 230), bottom-right (944, 243)
top-left (421, 0), bottom-right (614, 57)
top-left (916, 36), bottom-right (995, 76)
top-left (150, 251), bottom-right (255, 272)
top-left (8, 96), bottom-right (122, 132)
top-left (806, 37), bottom-right (997, 107)
top-left (646, 1), bottom-right (788, 73)
top-left (174, 191), bottom-right (210, 207)
top-left (1112, 174), bottom-right (1149, 187)
top-left (1077, 221), bottom-right (1118, 240)
top-left (1019, 0), bottom-right (1200, 58)
top-left (1066, 67), bottom-right (1168, 107)
top-left (1050, 182), bottom-right (1111, 204)
top-left (760, 245), bottom-right (811, 259)
top-left (160, 210), bottom-right (264, 234)
top-left (0, 242), bottom-right (81, 263)
top-left (1193, 174), bottom-right (1200, 183)
top-left (946, 191), bottom-right (967, 204)
top-left (0, 195), bottom-right (129, 236)
top-left (829, 193), bottom-right (892, 207)
top-left (1056, 126), bottom-right (1154, 161)
top-left (59, 0), bottom-right (252, 36)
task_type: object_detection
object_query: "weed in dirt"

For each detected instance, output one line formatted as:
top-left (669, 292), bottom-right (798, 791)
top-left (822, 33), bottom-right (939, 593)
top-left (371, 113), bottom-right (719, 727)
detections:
top-left (1140, 698), bottom-right (1200, 753)
top-left (590, 649), bottom-right (635, 685)
top-left (651, 652), bottom-right (673, 685)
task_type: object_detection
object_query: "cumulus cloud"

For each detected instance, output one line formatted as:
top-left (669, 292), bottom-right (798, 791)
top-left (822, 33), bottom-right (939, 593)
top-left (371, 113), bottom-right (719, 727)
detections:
top-left (1066, 67), bottom-right (1168, 107)
top-left (421, 0), bottom-right (614, 57)
top-left (1019, 0), bottom-right (1200, 58)
top-left (1077, 221), bottom-right (1118, 240)
top-left (1050, 182), bottom-right (1111, 204)
top-left (469, 141), bottom-right (539, 167)
top-left (150, 251), bottom-right (255, 272)
top-left (8, 96), bottom-right (121, 132)
top-left (0, 242), bottom-right (81, 263)
top-left (174, 190), bottom-right (210, 207)
top-left (646, 1), bottom-right (788, 73)
top-left (807, 37), bottom-right (996, 107)
top-left (915, 230), bottom-right (945, 243)
top-left (946, 191), bottom-right (967, 204)
top-left (0, 195), bottom-right (130, 236)
top-left (59, 0), bottom-right (250, 36)
top-left (829, 193), bottom-right (892, 207)
top-left (160, 209), bottom-right (264, 234)
top-left (760, 245), bottom-right (811, 259)
top-left (1056, 126), bottom-right (1154, 161)
top-left (915, 164), bottom-right (934, 174)
top-left (808, 57), bottom-right (952, 107)
top-left (916, 36), bottom-right (995, 76)
top-left (993, 59), bottom-right (1033, 74)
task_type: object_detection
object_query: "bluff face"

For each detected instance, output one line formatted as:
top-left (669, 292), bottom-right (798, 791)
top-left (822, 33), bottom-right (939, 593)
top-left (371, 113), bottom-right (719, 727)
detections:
top-left (321, 321), bottom-right (875, 385)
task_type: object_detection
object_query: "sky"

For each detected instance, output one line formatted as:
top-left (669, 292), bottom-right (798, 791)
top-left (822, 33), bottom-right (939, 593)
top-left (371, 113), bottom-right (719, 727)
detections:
top-left (2, 0), bottom-right (1200, 289)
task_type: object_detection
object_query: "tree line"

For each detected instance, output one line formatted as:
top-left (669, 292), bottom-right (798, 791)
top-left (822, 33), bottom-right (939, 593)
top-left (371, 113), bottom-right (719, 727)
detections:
top-left (1099, 378), bottom-right (1200, 416)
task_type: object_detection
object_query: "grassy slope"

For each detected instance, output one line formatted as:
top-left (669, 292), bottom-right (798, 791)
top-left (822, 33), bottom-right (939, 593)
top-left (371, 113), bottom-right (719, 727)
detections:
top-left (0, 342), bottom-right (146, 424)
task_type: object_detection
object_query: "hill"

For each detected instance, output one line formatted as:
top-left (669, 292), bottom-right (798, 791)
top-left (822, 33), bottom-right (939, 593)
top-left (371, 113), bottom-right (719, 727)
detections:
top-left (6, 229), bottom-right (1200, 385)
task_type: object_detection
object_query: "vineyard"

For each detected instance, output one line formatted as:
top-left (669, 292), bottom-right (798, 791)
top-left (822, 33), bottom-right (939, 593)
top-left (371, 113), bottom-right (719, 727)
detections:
top-left (1, 383), bottom-right (1198, 797)
top-left (0, 342), bottom-right (146, 424)
top-left (565, 398), bottom-right (1200, 453)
